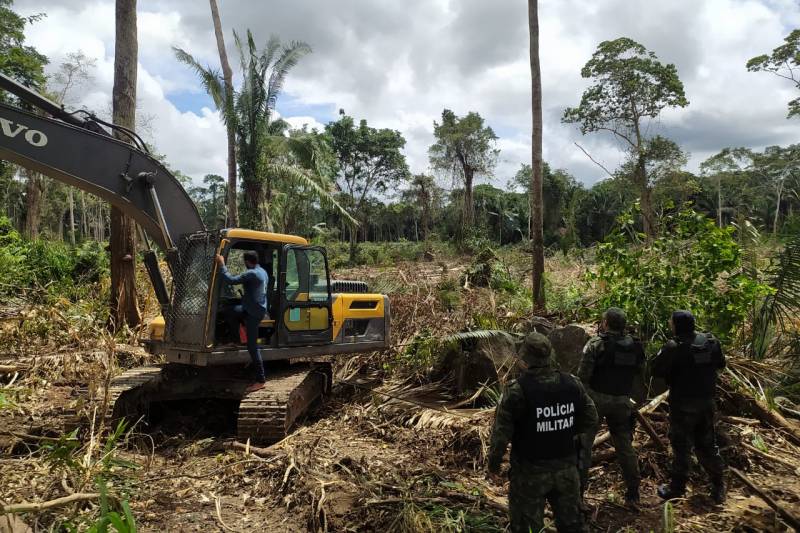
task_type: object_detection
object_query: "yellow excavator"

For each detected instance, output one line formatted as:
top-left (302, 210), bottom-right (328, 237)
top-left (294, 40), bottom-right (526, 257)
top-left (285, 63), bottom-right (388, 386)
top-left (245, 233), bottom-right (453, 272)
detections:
top-left (0, 73), bottom-right (390, 442)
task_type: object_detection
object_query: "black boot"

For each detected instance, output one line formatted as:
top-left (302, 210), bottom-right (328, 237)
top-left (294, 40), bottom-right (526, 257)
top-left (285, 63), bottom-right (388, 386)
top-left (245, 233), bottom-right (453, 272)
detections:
top-left (710, 479), bottom-right (726, 504)
top-left (625, 486), bottom-right (640, 510)
top-left (657, 482), bottom-right (685, 500)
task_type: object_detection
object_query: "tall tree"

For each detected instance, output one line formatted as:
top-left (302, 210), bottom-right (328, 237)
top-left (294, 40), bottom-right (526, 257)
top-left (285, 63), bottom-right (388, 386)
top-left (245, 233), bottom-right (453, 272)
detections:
top-left (429, 109), bottom-right (498, 232)
top-left (528, 0), bottom-right (545, 309)
top-left (326, 114), bottom-right (408, 263)
top-left (0, 0), bottom-right (47, 236)
top-left (110, 0), bottom-right (141, 329)
top-left (563, 37), bottom-right (688, 237)
top-left (747, 29), bottom-right (800, 118)
top-left (208, 0), bottom-right (237, 226)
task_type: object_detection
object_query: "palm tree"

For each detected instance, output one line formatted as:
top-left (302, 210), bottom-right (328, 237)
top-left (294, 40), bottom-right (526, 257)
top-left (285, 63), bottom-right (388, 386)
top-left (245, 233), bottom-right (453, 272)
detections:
top-left (176, 30), bottom-right (354, 231)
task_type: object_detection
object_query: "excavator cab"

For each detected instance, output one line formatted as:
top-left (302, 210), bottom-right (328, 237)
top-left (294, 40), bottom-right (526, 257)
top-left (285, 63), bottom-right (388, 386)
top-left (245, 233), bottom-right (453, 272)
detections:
top-left (154, 228), bottom-right (389, 366)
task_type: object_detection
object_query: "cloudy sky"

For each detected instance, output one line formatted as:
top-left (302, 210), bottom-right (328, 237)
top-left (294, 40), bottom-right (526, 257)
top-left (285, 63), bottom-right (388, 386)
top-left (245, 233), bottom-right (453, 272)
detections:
top-left (14, 0), bottom-right (800, 189)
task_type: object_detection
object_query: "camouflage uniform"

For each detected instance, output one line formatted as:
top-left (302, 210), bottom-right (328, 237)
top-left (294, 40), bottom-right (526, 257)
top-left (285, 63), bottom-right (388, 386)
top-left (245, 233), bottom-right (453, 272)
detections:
top-left (489, 333), bottom-right (598, 533)
top-left (651, 310), bottom-right (726, 502)
top-left (577, 328), bottom-right (646, 501)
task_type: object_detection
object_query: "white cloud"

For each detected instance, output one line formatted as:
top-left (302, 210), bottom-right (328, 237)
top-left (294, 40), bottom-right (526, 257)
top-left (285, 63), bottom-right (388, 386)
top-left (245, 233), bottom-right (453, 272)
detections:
top-left (12, 0), bottom-right (800, 190)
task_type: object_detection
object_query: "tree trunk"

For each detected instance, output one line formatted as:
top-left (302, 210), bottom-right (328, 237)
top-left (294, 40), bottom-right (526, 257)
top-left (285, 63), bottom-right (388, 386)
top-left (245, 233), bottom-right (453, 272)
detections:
top-left (242, 179), bottom-right (264, 230)
top-left (462, 166), bottom-right (474, 231)
top-left (80, 191), bottom-right (88, 239)
top-left (68, 188), bottom-right (76, 245)
top-left (23, 169), bottom-right (44, 239)
top-left (110, 0), bottom-right (141, 330)
top-left (529, 0), bottom-right (545, 310)
top-left (349, 221), bottom-right (358, 264)
top-left (774, 178), bottom-right (784, 235)
top-left (635, 154), bottom-right (656, 237)
top-left (209, 0), bottom-right (238, 228)
top-left (717, 175), bottom-right (723, 228)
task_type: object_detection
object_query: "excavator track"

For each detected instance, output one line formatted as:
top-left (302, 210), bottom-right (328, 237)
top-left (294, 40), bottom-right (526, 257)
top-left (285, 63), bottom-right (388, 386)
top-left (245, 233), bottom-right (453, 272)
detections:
top-left (64, 365), bottom-right (163, 432)
top-left (237, 364), bottom-right (330, 444)
top-left (102, 365), bottom-right (164, 427)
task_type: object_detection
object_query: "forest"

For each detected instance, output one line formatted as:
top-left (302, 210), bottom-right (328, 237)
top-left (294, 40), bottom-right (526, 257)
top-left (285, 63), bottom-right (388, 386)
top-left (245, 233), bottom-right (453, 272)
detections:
top-left (1, 0), bottom-right (800, 532)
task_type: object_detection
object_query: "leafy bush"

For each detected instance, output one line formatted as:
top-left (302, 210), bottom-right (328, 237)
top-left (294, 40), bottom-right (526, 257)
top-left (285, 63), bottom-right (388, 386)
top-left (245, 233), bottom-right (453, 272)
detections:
top-left (0, 216), bottom-right (109, 300)
top-left (589, 206), bottom-right (769, 341)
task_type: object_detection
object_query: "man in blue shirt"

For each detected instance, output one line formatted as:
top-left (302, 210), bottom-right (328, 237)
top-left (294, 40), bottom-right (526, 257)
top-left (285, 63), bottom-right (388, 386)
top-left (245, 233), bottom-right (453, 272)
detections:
top-left (216, 250), bottom-right (268, 392)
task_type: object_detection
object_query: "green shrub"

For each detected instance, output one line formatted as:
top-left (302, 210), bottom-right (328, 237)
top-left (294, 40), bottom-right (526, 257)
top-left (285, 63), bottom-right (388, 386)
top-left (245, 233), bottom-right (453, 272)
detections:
top-left (589, 205), bottom-right (769, 342)
top-left (0, 216), bottom-right (109, 300)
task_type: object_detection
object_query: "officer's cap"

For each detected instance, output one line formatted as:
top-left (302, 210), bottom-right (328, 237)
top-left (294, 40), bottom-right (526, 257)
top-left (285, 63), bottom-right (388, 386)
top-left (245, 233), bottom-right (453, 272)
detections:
top-left (603, 307), bottom-right (627, 331)
top-left (518, 332), bottom-right (553, 365)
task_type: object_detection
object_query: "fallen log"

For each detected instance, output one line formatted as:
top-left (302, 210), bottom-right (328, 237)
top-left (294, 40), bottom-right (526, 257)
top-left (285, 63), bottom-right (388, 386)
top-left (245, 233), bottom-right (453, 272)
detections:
top-left (726, 388), bottom-right (800, 447)
top-left (594, 391), bottom-right (668, 448)
top-left (741, 443), bottom-right (799, 473)
top-left (225, 441), bottom-right (278, 457)
top-left (730, 467), bottom-right (800, 530)
top-left (1, 493), bottom-right (100, 514)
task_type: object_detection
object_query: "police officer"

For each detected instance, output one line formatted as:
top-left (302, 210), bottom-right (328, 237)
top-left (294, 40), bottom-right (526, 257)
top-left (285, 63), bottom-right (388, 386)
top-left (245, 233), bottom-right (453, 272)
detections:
top-left (577, 307), bottom-right (646, 507)
top-left (488, 332), bottom-right (598, 533)
top-left (651, 310), bottom-right (727, 504)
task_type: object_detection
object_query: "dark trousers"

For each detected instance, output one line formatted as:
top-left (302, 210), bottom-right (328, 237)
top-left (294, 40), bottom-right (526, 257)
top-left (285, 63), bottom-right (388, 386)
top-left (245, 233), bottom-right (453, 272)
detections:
top-left (668, 406), bottom-right (725, 488)
top-left (225, 304), bottom-right (266, 382)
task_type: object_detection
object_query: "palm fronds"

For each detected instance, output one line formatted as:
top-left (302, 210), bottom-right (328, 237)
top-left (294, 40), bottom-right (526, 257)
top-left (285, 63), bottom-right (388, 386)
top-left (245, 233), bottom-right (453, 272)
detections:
top-left (172, 47), bottom-right (233, 126)
top-left (265, 163), bottom-right (357, 225)
top-left (442, 330), bottom-right (517, 344)
top-left (752, 235), bottom-right (800, 358)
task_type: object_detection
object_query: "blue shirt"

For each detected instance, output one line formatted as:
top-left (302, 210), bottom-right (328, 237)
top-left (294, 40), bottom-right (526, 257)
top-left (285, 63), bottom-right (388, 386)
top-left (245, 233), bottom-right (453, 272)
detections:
top-left (220, 264), bottom-right (268, 317)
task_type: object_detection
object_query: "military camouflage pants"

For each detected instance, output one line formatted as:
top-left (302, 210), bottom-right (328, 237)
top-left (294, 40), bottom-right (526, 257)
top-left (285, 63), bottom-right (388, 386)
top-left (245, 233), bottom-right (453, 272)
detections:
top-left (668, 406), bottom-right (725, 489)
top-left (579, 399), bottom-right (640, 493)
top-left (509, 464), bottom-right (585, 533)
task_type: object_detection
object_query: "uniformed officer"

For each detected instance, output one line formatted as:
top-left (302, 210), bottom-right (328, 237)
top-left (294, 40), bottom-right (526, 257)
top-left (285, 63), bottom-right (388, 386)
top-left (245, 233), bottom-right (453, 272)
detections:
top-left (577, 307), bottom-right (646, 507)
top-left (651, 310), bottom-right (727, 503)
top-left (488, 332), bottom-right (598, 533)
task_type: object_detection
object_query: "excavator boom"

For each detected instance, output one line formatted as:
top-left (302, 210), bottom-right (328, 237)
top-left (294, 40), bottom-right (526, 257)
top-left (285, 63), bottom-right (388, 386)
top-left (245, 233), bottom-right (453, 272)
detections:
top-left (0, 75), bottom-right (204, 254)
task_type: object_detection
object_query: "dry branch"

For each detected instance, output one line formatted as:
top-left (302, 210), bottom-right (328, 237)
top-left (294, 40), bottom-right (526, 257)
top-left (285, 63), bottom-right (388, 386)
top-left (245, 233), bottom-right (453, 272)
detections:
top-left (1, 493), bottom-right (100, 514)
top-left (741, 443), bottom-right (799, 472)
top-left (730, 467), bottom-right (800, 530)
top-left (593, 391), bottom-right (668, 448)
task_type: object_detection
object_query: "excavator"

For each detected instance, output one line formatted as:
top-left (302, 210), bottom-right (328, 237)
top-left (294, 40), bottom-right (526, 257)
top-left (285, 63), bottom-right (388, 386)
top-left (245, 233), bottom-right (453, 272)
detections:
top-left (0, 73), bottom-right (390, 443)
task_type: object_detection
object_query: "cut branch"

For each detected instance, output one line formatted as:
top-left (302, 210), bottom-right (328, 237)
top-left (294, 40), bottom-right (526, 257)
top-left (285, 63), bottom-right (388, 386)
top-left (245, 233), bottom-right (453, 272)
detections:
top-left (575, 143), bottom-right (615, 178)
top-left (1, 493), bottom-right (101, 514)
top-left (730, 467), bottom-right (800, 530)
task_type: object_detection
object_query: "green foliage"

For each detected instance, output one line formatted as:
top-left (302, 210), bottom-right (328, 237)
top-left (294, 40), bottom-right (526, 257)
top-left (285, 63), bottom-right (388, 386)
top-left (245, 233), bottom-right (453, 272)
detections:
top-left (43, 421), bottom-right (140, 532)
top-left (0, 0), bottom-right (48, 96)
top-left (747, 29), bottom-right (800, 118)
top-left (590, 206), bottom-right (769, 341)
top-left (0, 216), bottom-right (109, 298)
top-left (751, 234), bottom-right (800, 358)
top-left (563, 37), bottom-right (688, 136)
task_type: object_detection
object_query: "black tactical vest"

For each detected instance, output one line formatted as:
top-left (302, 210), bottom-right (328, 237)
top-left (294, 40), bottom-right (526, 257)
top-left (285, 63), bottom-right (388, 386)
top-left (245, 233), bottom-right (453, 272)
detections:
top-left (590, 334), bottom-right (645, 396)
top-left (669, 333), bottom-right (719, 401)
top-left (512, 372), bottom-right (581, 462)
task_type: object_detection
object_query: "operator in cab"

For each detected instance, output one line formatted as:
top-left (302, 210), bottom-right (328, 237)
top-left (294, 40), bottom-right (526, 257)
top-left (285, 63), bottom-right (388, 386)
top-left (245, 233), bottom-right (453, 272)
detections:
top-left (216, 250), bottom-right (268, 392)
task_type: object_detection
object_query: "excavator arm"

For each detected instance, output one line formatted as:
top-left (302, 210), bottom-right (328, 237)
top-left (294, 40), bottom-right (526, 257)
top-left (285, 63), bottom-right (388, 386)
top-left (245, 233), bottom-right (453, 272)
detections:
top-left (0, 73), bottom-right (205, 255)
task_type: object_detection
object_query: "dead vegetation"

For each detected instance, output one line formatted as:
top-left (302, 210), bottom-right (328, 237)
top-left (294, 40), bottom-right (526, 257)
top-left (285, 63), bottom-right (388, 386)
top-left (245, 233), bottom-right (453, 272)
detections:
top-left (1, 253), bottom-right (800, 532)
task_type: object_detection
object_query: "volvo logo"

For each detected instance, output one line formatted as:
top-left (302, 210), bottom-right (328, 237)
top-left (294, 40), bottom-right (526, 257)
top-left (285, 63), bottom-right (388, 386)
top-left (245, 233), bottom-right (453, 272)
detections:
top-left (0, 117), bottom-right (48, 147)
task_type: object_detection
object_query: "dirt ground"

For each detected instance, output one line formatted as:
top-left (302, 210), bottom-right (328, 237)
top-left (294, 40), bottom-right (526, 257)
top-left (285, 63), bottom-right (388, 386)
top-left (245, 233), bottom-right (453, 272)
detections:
top-left (2, 257), bottom-right (800, 532)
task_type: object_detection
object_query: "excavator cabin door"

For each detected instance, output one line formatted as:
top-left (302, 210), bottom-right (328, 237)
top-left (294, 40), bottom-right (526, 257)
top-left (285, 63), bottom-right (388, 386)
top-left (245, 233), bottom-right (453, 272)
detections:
top-left (277, 245), bottom-right (333, 346)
